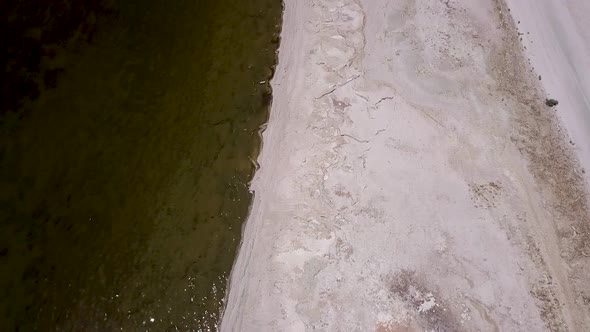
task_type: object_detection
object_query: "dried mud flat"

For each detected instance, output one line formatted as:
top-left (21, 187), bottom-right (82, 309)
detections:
top-left (221, 0), bottom-right (590, 331)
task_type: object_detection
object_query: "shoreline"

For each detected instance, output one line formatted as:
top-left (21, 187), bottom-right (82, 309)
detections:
top-left (221, 0), bottom-right (306, 328)
top-left (222, 0), bottom-right (590, 330)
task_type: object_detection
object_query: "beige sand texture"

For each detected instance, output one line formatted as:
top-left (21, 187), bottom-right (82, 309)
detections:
top-left (221, 0), bottom-right (590, 331)
top-left (504, 0), bottom-right (590, 184)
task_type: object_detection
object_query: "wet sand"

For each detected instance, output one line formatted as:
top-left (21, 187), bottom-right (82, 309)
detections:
top-left (222, 0), bottom-right (590, 330)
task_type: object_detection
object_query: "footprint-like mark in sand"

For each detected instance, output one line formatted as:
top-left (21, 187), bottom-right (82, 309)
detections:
top-left (469, 181), bottom-right (502, 208)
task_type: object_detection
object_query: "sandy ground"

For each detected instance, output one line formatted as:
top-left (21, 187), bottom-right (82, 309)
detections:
top-left (221, 0), bottom-right (590, 331)
top-left (503, 0), bottom-right (590, 186)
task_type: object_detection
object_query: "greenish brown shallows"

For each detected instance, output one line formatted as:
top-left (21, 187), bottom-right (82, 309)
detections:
top-left (0, 0), bottom-right (282, 330)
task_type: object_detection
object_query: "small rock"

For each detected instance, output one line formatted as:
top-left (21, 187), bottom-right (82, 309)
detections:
top-left (545, 98), bottom-right (559, 107)
top-left (538, 75), bottom-right (542, 80)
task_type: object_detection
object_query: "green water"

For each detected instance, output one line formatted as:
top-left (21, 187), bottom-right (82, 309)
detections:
top-left (0, 0), bottom-right (282, 330)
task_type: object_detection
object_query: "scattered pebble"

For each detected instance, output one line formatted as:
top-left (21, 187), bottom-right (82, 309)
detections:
top-left (545, 98), bottom-right (559, 107)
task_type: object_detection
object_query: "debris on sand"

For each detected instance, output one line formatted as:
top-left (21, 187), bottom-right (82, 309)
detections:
top-left (545, 98), bottom-right (559, 107)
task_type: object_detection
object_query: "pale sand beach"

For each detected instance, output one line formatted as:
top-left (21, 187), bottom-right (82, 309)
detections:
top-left (221, 0), bottom-right (590, 330)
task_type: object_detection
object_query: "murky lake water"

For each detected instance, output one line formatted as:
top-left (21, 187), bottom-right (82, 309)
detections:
top-left (0, 0), bottom-right (282, 330)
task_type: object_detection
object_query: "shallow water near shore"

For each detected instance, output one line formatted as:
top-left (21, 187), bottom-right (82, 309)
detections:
top-left (0, 0), bottom-right (282, 330)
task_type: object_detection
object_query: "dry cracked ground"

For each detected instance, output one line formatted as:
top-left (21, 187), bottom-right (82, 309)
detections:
top-left (221, 0), bottom-right (590, 331)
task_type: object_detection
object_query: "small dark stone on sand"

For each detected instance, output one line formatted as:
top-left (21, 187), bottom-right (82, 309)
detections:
top-left (545, 98), bottom-right (559, 107)
top-left (538, 75), bottom-right (542, 80)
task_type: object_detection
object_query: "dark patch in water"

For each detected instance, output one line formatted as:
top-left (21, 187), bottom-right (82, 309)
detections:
top-left (0, 0), bottom-right (116, 114)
